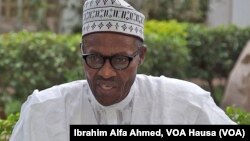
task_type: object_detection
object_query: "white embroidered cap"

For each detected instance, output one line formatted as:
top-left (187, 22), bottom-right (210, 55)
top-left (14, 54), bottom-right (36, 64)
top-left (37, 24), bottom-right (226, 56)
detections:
top-left (82, 0), bottom-right (145, 40)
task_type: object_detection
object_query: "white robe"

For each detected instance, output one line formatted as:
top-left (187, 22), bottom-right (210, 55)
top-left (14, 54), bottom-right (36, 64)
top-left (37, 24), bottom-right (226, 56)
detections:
top-left (10, 74), bottom-right (235, 141)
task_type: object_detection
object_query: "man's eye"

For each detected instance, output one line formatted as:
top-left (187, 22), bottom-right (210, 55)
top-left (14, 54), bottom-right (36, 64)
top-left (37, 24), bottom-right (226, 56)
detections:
top-left (89, 55), bottom-right (102, 62)
top-left (113, 56), bottom-right (128, 63)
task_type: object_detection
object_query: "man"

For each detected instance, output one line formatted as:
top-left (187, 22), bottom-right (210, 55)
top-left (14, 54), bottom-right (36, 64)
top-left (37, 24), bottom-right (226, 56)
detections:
top-left (10, 0), bottom-right (235, 141)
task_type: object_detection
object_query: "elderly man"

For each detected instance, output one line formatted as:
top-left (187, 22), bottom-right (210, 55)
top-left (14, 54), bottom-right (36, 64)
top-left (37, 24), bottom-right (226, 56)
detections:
top-left (10, 0), bottom-right (235, 141)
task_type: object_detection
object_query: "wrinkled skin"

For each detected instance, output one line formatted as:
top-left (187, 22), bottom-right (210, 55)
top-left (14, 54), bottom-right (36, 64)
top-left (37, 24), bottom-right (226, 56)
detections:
top-left (82, 32), bottom-right (146, 106)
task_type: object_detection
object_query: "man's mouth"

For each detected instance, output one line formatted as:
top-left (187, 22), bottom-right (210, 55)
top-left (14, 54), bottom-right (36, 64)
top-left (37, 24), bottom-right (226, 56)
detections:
top-left (100, 84), bottom-right (114, 90)
top-left (96, 79), bottom-right (118, 93)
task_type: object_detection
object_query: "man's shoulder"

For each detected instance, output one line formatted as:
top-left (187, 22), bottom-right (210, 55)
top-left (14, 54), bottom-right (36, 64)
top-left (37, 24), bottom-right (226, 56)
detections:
top-left (135, 74), bottom-right (210, 106)
top-left (136, 74), bottom-right (208, 95)
top-left (134, 75), bottom-right (234, 124)
top-left (30, 80), bottom-right (88, 104)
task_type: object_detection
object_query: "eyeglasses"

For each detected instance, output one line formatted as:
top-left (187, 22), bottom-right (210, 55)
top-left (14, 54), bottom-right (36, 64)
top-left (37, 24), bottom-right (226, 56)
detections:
top-left (82, 49), bottom-right (140, 70)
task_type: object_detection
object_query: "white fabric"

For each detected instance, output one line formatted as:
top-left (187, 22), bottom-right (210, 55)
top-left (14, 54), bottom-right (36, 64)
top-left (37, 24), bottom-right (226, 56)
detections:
top-left (87, 80), bottom-right (135, 124)
top-left (82, 0), bottom-right (145, 40)
top-left (10, 74), bottom-right (235, 141)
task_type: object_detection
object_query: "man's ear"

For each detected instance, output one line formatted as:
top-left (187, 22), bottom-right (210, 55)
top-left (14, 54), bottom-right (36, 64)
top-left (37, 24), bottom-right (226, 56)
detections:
top-left (80, 42), bottom-right (84, 54)
top-left (139, 45), bottom-right (147, 65)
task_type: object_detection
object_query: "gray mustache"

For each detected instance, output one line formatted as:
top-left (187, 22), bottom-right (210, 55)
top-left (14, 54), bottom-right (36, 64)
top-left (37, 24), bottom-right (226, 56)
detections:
top-left (95, 77), bottom-right (118, 85)
top-left (96, 76), bottom-right (116, 81)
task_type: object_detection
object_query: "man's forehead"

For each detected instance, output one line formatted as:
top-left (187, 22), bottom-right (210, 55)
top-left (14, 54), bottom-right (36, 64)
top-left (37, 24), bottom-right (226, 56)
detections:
top-left (82, 33), bottom-right (139, 55)
top-left (83, 32), bottom-right (138, 46)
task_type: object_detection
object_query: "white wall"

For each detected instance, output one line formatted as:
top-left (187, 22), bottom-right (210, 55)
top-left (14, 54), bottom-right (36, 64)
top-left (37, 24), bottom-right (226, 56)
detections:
top-left (232, 0), bottom-right (250, 27)
top-left (206, 0), bottom-right (232, 27)
top-left (207, 0), bottom-right (250, 28)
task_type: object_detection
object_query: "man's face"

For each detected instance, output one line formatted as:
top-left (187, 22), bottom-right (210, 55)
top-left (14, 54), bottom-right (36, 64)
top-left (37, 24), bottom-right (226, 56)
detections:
top-left (82, 32), bottom-right (146, 106)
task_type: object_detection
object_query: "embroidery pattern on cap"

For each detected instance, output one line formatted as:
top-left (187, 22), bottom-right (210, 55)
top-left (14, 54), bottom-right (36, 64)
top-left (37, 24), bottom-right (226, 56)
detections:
top-left (82, 0), bottom-right (145, 40)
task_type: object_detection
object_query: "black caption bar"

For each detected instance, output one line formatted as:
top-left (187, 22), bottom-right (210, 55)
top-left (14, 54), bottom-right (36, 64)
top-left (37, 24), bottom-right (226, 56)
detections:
top-left (70, 125), bottom-right (250, 140)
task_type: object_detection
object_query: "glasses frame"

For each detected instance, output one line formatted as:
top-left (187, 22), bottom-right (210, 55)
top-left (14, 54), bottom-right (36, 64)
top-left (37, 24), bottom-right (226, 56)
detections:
top-left (82, 49), bottom-right (140, 70)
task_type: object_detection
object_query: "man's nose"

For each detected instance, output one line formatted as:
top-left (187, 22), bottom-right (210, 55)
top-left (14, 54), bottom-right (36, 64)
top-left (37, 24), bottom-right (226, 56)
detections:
top-left (98, 59), bottom-right (116, 79)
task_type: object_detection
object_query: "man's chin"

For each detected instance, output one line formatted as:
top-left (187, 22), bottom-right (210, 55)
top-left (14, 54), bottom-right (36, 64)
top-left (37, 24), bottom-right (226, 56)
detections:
top-left (95, 94), bottom-right (119, 106)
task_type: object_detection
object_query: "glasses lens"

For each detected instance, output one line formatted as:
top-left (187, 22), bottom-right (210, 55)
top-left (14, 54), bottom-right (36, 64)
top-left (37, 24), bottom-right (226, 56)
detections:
top-left (111, 56), bottom-right (130, 70)
top-left (86, 54), bottom-right (104, 69)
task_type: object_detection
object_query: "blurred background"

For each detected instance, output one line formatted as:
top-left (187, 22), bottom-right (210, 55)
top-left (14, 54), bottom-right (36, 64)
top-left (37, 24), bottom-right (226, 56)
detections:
top-left (1, 0), bottom-right (250, 136)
